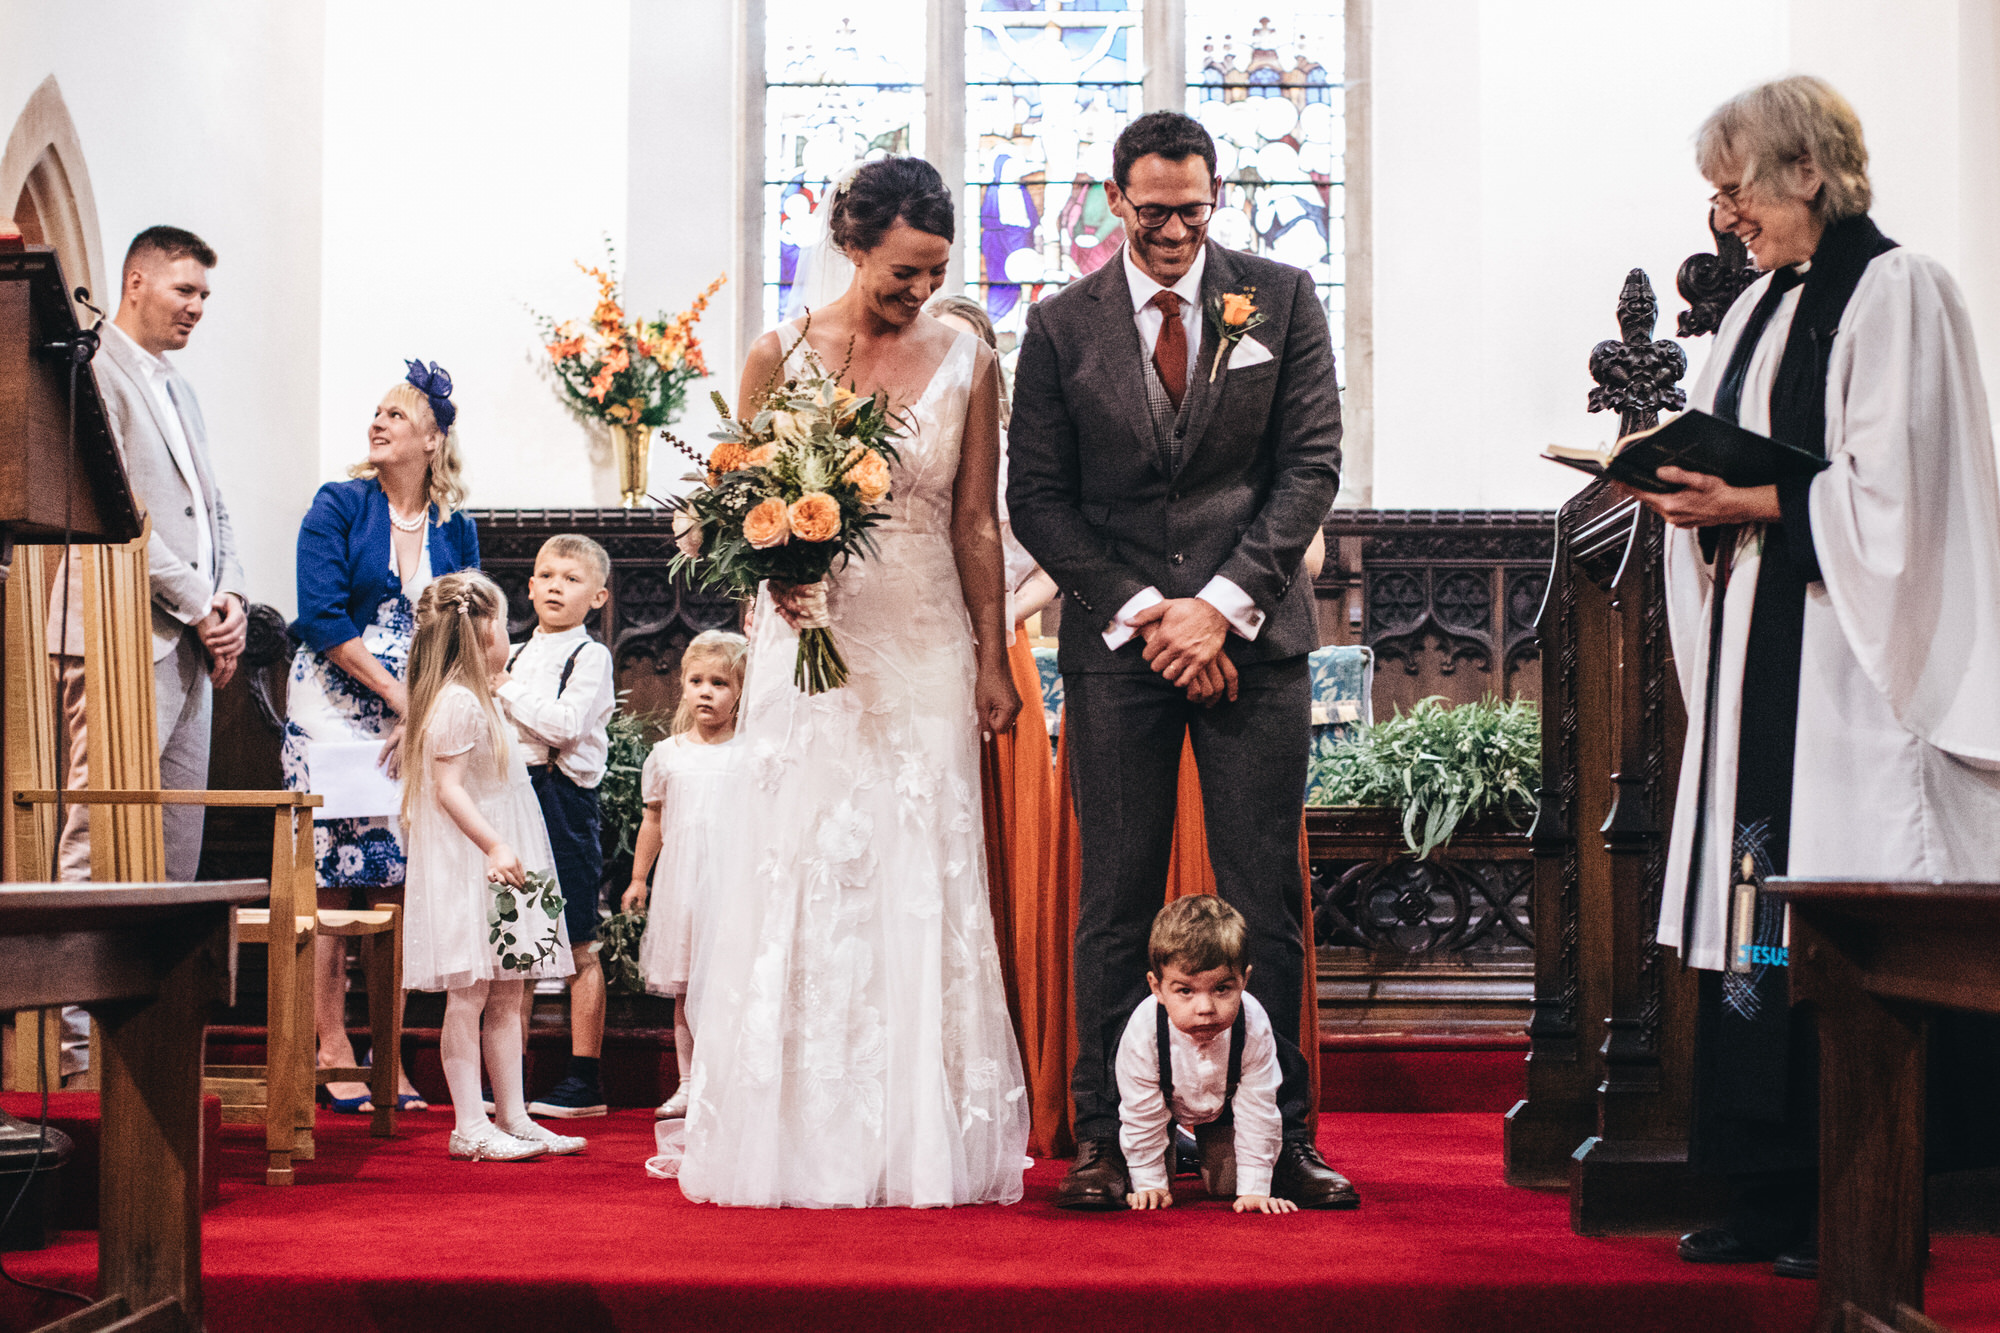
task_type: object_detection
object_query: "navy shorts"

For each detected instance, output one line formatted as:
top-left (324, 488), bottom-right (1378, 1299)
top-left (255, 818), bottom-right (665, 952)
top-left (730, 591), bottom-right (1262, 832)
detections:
top-left (527, 764), bottom-right (604, 945)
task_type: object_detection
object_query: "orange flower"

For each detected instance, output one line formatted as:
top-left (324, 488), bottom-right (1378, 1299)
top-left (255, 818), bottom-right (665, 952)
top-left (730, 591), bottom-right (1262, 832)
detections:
top-left (707, 440), bottom-right (750, 482)
top-left (587, 367), bottom-right (616, 401)
top-left (846, 448), bottom-right (891, 504)
top-left (546, 335), bottom-right (585, 362)
top-left (602, 343), bottom-right (631, 375)
top-left (787, 492), bottom-right (841, 543)
top-left (743, 496), bottom-right (791, 549)
top-left (1221, 292), bottom-right (1256, 327)
top-left (743, 443), bottom-right (778, 468)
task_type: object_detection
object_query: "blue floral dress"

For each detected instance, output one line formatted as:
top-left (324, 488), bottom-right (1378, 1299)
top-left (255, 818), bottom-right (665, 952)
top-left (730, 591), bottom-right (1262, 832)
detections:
top-left (282, 540), bottom-right (430, 888)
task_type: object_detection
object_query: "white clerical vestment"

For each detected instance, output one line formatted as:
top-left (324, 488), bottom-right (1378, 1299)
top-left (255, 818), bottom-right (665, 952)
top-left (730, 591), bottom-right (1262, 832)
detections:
top-left (1660, 248), bottom-right (2000, 972)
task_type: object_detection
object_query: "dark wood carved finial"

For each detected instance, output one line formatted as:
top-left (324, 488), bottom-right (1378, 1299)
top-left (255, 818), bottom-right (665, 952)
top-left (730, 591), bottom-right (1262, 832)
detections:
top-left (1675, 225), bottom-right (1758, 339)
top-left (1587, 269), bottom-right (1687, 438)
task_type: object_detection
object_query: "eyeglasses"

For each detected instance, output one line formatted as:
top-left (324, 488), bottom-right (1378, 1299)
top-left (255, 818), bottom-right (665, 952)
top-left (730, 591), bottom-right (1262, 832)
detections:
top-left (1707, 182), bottom-right (1751, 215)
top-left (1130, 202), bottom-right (1215, 230)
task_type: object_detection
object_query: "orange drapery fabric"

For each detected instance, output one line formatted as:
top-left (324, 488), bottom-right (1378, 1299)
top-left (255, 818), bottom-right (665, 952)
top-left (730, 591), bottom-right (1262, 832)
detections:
top-left (983, 655), bottom-right (1318, 1159)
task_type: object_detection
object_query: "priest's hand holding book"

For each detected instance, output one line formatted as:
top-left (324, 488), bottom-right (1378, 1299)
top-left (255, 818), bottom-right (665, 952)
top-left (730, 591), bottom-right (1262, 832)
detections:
top-left (1541, 408), bottom-right (1824, 528)
top-left (1625, 468), bottom-right (1782, 528)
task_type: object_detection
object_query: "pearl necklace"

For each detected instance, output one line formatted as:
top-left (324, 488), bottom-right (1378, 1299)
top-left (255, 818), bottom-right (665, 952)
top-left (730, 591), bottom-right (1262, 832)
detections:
top-left (388, 504), bottom-right (426, 533)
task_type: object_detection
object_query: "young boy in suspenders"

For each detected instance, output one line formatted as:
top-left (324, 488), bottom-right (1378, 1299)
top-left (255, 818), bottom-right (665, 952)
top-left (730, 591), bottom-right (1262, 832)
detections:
top-left (1117, 896), bottom-right (1296, 1214)
top-left (494, 534), bottom-right (617, 1118)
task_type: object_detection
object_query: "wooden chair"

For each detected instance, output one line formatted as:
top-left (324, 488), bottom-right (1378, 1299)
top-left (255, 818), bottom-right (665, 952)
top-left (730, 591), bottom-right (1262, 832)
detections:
top-left (10, 788), bottom-right (403, 1184)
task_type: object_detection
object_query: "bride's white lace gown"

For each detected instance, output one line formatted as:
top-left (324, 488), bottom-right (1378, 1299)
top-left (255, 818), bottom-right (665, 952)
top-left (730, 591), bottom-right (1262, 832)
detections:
top-left (677, 324), bottom-right (1030, 1208)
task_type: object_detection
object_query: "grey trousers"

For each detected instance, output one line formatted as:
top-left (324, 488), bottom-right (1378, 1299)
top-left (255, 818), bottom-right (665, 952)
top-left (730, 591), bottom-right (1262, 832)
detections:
top-left (1063, 655), bottom-right (1314, 1144)
top-left (55, 632), bottom-right (214, 883)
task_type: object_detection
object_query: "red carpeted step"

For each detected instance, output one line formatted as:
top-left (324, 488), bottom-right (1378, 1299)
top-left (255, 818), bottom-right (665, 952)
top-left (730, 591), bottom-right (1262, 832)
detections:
top-left (0, 1092), bottom-right (223, 1230)
top-left (5, 1110), bottom-right (1991, 1333)
top-left (1319, 1033), bottom-right (1529, 1113)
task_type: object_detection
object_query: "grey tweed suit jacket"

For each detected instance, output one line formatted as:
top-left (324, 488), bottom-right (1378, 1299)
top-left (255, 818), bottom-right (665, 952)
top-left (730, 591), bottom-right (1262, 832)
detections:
top-left (1007, 242), bottom-right (1342, 673)
top-left (48, 327), bottom-right (246, 661)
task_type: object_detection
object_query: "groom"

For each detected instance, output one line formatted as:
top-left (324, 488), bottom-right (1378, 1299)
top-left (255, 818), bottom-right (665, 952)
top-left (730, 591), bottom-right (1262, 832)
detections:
top-left (1009, 111), bottom-right (1353, 1210)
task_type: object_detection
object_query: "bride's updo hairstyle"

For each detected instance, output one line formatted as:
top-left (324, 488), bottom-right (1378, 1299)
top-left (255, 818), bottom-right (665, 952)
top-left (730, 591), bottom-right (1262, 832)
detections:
top-left (829, 157), bottom-right (955, 257)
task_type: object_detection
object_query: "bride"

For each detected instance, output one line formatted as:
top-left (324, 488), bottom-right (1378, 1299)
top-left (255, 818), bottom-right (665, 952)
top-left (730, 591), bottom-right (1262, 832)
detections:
top-left (676, 157), bottom-right (1031, 1208)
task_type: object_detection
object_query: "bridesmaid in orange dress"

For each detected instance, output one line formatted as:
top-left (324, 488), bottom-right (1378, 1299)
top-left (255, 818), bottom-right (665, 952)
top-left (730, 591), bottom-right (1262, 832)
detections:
top-left (935, 298), bottom-right (1070, 1148)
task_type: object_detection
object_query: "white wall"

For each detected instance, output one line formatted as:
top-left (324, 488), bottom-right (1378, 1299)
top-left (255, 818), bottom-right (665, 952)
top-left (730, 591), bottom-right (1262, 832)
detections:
top-left (319, 0), bottom-right (634, 513)
top-left (626, 0), bottom-right (739, 495)
top-left (1, 0), bottom-right (324, 616)
top-left (1367, 0), bottom-right (2000, 510)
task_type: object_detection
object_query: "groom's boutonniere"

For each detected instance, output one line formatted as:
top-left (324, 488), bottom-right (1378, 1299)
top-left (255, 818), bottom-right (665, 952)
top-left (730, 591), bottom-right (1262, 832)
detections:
top-left (1203, 288), bottom-right (1267, 383)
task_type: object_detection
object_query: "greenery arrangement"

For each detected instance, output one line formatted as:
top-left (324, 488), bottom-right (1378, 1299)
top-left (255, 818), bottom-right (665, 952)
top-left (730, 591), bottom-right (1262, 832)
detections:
top-left (1308, 696), bottom-right (1541, 860)
top-left (597, 908), bottom-right (649, 997)
top-left (491, 870), bottom-right (568, 973)
top-left (597, 704), bottom-right (663, 861)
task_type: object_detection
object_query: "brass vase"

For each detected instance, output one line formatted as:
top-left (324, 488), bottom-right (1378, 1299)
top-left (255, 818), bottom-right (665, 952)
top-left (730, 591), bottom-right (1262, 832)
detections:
top-left (612, 422), bottom-right (653, 508)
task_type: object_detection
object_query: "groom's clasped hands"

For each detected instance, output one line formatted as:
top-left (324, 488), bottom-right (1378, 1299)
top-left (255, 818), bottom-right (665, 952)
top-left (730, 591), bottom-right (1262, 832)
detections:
top-left (1129, 598), bottom-right (1239, 707)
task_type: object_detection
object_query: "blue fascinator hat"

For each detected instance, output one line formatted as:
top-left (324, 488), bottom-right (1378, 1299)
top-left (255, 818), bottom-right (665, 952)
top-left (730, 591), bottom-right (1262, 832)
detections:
top-left (404, 359), bottom-right (457, 433)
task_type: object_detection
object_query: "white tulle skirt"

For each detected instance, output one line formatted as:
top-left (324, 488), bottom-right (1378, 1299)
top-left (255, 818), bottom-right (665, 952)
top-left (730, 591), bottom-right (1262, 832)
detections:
top-left (674, 533), bottom-right (1029, 1209)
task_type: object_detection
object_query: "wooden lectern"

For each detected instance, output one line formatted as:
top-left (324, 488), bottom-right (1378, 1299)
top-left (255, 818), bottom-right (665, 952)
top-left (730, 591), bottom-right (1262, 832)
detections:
top-left (1503, 262), bottom-right (1732, 1233)
top-left (0, 241), bottom-right (230, 1332)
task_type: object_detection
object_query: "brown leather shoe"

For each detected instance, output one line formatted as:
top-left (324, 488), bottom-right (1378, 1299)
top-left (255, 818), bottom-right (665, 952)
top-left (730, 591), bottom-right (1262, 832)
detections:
top-left (1054, 1138), bottom-right (1130, 1211)
top-left (1272, 1141), bottom-right (1359, 1209)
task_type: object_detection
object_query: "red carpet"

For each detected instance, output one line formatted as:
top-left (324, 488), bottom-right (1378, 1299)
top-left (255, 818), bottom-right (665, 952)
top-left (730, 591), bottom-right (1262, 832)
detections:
top-left (10, 1110), bottom-right (1991, 1333)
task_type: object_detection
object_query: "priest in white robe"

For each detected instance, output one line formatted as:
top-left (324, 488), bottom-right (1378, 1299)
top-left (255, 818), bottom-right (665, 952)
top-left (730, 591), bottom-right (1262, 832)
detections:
top-left (1634, 75), bottom-right (2000, 1280)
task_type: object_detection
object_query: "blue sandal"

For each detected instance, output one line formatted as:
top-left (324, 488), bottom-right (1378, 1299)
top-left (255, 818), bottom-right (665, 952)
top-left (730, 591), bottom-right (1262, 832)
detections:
top-left (317, 1085), bottom-right (371, 1115)
top-left (359, 1052), bottom-right (429, 1111)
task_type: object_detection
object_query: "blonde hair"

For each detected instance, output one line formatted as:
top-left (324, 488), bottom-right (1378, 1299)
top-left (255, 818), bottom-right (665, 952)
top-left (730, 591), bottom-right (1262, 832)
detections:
top-left (400, 570), bottom-right (510, 826)
top-left (1148, 895), bottom-right (1250, 977)
top-left (927, 293), bottom-right (1011, 428)
top-left (537, 533), bottom-right (610, 586)
top-left (1696, 75), bottom-right (1871, 222)
top-left (348, 381), bottom-right (470, 520)
top-left (671, 630), bottom-right (749, 736)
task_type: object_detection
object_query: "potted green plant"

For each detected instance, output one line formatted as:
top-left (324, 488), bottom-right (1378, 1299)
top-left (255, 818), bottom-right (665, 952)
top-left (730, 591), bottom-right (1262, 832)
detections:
top-left (1307, 696), bottom-right (1540, 859)
top-left (596, 705), bottom-right (677, 1028)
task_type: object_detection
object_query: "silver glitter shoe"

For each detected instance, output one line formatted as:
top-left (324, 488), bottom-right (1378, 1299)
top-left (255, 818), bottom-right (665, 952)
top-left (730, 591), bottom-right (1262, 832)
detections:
top-left (448, 1123), bottom-right (549, 1162)
top-left (498, 1117), bottom-right (586, 1156)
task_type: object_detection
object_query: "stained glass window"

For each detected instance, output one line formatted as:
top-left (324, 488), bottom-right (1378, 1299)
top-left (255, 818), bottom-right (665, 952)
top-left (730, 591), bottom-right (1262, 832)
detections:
top-left (764, 0), bottom-right (927, 328)
top-left (1186, 4), bottom-right (1344, 363)
top-left (965, 0), bottom-right (1145, 341)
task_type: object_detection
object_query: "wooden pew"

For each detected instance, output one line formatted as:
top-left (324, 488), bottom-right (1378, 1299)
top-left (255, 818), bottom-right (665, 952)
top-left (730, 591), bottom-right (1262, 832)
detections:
top-left (1772, 879), bottom-right (2000, 1333)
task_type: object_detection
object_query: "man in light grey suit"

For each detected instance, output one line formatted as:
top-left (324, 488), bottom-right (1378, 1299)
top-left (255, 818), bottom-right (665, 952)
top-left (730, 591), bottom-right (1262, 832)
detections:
top-left (50, 226), bottom-right (247, 893)
top-left (1008, 113), bottom-right (1354, 1210)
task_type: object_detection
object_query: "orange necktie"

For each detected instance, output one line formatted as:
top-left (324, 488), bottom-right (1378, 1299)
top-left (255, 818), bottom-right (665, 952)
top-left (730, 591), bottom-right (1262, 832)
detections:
top-left (1151, 289), bottom-right (1187, 411)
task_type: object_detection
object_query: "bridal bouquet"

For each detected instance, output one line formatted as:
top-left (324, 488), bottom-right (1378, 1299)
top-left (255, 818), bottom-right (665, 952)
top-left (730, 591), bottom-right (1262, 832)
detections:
top-left (666, 327), bottom-right (903, 694)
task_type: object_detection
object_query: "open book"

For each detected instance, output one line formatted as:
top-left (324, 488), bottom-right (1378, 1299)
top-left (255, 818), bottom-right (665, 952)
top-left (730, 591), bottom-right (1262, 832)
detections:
top-left (1543, 410), bottom-right (1830, 494)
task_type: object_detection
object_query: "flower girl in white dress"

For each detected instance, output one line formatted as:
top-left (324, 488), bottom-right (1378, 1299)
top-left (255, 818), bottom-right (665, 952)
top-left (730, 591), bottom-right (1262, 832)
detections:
top-left (401, 570), bottom-right (583, 1162)
top-left (620, 630), bottom-right (748, 1122)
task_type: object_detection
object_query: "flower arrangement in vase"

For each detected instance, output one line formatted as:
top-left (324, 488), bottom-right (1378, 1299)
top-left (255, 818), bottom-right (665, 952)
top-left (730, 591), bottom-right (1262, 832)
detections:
top-left (535, 242), bottom-right (725, 506)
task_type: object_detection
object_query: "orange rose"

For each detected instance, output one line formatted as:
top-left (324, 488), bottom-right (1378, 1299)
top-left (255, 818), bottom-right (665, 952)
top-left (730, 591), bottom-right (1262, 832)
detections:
top-left (707, 440), bottom-right (749, 483)
top-left (787, 492), bottom-right (841, 543)
top-left (1221, 292), bottom-right (1256, 327)
top-left (743, 443), bottom-right (778, 468)
top-left (743, 497), bottom-right (791, 549)
top-left (846, 449), bottom-right (891, 504)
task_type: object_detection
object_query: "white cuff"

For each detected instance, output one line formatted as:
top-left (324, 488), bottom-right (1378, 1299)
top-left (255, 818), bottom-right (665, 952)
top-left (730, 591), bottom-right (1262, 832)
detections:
top-left (1197, 575), bottom-right (1266, 641)
top-left (1101, 586), bottom-right (1164, 651)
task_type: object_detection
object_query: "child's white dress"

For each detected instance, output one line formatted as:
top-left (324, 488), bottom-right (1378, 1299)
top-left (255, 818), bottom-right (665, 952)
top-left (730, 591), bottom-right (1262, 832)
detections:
top-left (637, 733), bottom-right (742, 997)
top-left (404, 683), bottom-right (574, 992)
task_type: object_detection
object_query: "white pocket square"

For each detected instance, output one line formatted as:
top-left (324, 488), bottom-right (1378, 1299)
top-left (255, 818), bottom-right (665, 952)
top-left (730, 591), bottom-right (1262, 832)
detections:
top-left (1228, 337), bottom-right (1275, 369)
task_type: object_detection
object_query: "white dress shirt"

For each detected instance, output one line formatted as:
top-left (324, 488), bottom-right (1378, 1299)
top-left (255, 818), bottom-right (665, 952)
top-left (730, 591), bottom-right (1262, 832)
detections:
top-left (1102, 246), bottom-right (1268, 651)
top-left (1115, 990), bottom-right (1284, 1197)
top-left (496, 624), bottom-right (616, 788)
top-left (107, 321), bottom-right (212, 583)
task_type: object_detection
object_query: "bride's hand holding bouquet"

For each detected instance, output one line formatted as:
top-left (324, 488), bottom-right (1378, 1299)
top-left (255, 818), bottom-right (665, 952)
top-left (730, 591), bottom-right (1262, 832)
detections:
top-left (667, 325), bottom-right (904, 694)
